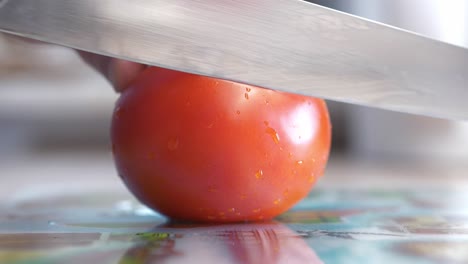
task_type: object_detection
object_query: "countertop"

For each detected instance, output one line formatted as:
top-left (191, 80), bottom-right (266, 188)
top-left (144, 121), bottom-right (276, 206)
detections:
top-left (2, 152), bottom-right (468, 264)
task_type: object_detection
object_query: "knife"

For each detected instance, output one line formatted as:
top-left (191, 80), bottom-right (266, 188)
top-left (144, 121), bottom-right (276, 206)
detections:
top-left (1, 0), bottom-right (467, 120)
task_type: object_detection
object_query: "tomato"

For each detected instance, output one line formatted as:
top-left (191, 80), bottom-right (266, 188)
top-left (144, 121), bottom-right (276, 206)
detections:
top-left (111, 67), bottom-right (331, 222)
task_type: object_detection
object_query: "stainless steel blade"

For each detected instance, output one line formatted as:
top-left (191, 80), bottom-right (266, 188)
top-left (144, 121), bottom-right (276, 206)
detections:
top-left (1, 0), bottom-right (467, 120)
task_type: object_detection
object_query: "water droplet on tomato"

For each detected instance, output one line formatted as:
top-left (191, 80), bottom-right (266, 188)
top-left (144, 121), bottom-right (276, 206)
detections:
top-left (297, 160), bottom-right (303, 165)
top-left (273, 198), bottom-right (281, 205)
top-left (244, 93), bottom-right (249, 100)
top-left (236, 110), bottom-right (240, 115)
top-left (252, 208), bottom-right (261, 213)
top-left (228, 208), bottom-right (236, 213)
top-left (255, 169), bottom-right (264, 179)
top-left (308, 172), bottom-right (316, 183)
top-left (114, 107), bottom-right (122, 119)
top-left (288, 152), bottom-right (293, 158)
top-left (208, 185), bottom-right (218, 193)
top-left (240, 194), bottom-right (247, 200)
top-left (167, 138), bottom-right (179, 151)
top-left (265, 127), bottom-right (280, 144)
top-left (148, 151), bottom-right (156, 160)
top-left (283, 189), bottom-right (289, 196)
top-left (322, 154), bottom-right (328, 161)
top-left (207, 123), bottom-right (214, 128)
top-left (264, 121), bottom-right (269, 126)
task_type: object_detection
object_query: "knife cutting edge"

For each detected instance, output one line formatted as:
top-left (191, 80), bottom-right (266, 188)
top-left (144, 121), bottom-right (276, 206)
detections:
top-left (1, 0), bottom-right (468, 120)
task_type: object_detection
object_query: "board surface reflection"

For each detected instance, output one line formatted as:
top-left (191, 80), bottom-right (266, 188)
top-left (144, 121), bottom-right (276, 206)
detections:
top-left (2, 189), bottom-right (468, 263)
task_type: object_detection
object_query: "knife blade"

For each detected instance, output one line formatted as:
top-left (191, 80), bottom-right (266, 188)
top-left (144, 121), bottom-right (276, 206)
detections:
top-left (1, 0), bottom-right (467, 120)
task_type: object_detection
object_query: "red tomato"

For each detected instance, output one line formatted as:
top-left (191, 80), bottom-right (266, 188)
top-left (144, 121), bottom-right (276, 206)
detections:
top-left (111, 67), bottom-right (331, 222)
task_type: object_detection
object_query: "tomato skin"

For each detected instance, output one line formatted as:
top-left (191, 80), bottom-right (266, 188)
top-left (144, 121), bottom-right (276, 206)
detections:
top-left (112, 67), bottom-right (331, 222)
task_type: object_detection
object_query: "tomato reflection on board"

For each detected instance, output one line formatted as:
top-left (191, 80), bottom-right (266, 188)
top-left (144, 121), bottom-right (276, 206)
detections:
top-left (118, 222), bottom-right (323, 264)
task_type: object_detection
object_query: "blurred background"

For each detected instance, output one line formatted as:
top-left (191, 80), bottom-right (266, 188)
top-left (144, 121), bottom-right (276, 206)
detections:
top-left (315, 0), bottom-right (468, 162)
top-left (1, 0), bottom-right (468, 195)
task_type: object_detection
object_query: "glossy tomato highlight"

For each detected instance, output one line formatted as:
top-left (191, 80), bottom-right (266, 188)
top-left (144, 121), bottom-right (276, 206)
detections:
top-left (111, 67), bottom-right (331, 222)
